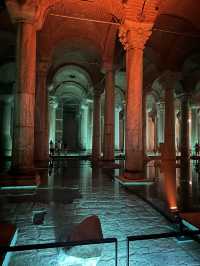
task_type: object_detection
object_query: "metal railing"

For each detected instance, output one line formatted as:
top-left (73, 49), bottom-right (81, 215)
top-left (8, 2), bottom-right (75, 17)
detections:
top-left (127, 229), bottom-right (200, 266)
top-left (1, 229), bottom-right (200, 266)
top-left (0, 237), bottom-right (118, 266)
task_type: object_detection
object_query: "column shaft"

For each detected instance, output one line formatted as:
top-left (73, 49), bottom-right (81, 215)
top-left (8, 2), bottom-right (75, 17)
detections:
top-left (119, 109), bottom-right (125, 152)
top-left (92, 93), bottom-right (101, 162)
top-left (34, 67), bottom-right (49, 167)
top-left (81, 105), bottom-right (88, 150)
top-left (125, 48), bottom-right (143, 173)
top-left (191, 108), bottom-right (198, 150)
top-left (115, 108), bottom-right (120, 150)
top-left (49, 100), bottom-right (57, 144)
top-left (12, 22), bottom-right (36, 173)
top-left (180, 95), bottom-right (190, 180)
top-left (103, 70), bottom-right (115, 161)
top-left (162, 87), bottom-right (176, 210)
top-left (157, 102), bottom-right (165, 145)
top-left (0, 98), bottom-right (12, 157)
top-left (163, 88), bottom-right (176, 160)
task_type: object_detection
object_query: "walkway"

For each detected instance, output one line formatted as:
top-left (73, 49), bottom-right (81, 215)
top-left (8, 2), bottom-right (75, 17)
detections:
top-left (0, 160), bottom-right (200, 265)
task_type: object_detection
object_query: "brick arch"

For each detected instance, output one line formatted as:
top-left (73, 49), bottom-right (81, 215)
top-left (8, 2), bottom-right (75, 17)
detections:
top-left (41, 0), bottom-right (124, 26)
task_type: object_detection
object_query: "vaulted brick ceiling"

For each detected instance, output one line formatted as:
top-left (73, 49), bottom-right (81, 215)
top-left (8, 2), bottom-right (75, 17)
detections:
top-left (0, 0), bottom-right (200, 90)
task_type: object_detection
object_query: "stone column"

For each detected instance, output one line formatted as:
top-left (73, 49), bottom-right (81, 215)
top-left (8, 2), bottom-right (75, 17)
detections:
top-left (180, 94), bottom-right (190, 181)
top-left (34, 61), bottom-right (49, 168)
top-left (0, 96), bottom-right (13, 157)
top-left (115, 107), bottom-right (121, 150)
top-left (103, 65), bottom-right (115, 161)
top-left (80, 104), bottom-right (88, 151)
top-left (92, 91), bottom-right (101, 163)
top-left (49, 97), bottom-right (58, 144)
top-left (11, 22), bottom-right (37, 174)
top-left (162, 77), bottom-right (176, 160)
top-left (175, 111), bottom-right (181, 153)
top-left (191, 107), bottom-right (198, 150)
top-left (159, 71), bottom-right (177, 210)
top-left (157, 102), bottom-right (165, 145)
top-left (87, 100), bottom-right (93, 151)
top-left (198, 109), bottom-right (200, 143)
top-left (152, 113), bottom-right (158, 153)
top-left (119, 21), bottom-right (153, 178)
top-left (119, 109), bottom-right (125, 152)
top-left (76, 112), bottom-right (81, 150)
top-left (143, 93), bottom-right (147, 158)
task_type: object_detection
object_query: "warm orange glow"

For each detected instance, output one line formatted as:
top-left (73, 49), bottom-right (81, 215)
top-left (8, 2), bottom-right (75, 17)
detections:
top-left (170, 206), bottom-right (178, 212)
top-left (163, 160), bottom-right (177, 210)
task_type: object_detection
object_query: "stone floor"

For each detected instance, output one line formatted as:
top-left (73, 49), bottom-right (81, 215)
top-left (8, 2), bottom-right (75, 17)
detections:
top-left (0, 159), bottom-right (200, 265)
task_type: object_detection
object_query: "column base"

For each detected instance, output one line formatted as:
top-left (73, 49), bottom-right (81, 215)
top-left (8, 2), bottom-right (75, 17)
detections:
top-left (1, 168), bottom-right (40, 188)
top-left (35, 160), bottom-right (49, 169)
top-left (115, 170), bottom-right (154, 186)
top-left (8, 166), bottom-right (37, 176)
top-left (99, 159), bottom-right (120, 169)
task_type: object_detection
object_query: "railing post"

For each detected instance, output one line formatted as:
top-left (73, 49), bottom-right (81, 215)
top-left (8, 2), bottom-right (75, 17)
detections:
top-left (115, 239), bottom-right (118, 266)
top-left (127, 237), bottom-right (130, 266)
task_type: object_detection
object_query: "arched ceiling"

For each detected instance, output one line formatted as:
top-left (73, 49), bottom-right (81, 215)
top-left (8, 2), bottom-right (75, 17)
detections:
top-left (147, 0), bottom-right (200, 70)
top-left (51, 64), bottom-right (92, 104)
top-left (159, 0), bottom-right (200, 29)
top-left (0, 0), bottom-right (200, 97)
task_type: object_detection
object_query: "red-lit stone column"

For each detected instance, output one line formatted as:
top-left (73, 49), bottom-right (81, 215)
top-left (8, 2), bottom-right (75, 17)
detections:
top-left (119, 21), bottom-right (153, 178)
top-left (11, 22), bottom-right (37, 174)
top-left (159, 73), bottom-right (176, 161)
top-left (159, 71), bottom-right (177, 210)
top-left (92, 91), bottom-right (101, 163)
top-left (180, 94), bottom-right (190, 181)
top-left (34, 61), bottom-right (49, 168)
top-left (103, 64), bottom-right (115, 162)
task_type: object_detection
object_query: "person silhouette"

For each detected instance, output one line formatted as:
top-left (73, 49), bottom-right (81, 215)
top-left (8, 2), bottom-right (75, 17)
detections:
top-left (49, 140), bottom-right (55, 157)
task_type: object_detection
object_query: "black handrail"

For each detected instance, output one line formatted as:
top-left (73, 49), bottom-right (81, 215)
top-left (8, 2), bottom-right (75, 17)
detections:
top-left (127, 230), bottom-right (200, 266)
top-left (0, 237), bottom-right (118, 266)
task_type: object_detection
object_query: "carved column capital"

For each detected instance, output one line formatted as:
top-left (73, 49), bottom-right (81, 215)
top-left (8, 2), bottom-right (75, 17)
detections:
top-left (5, 0), bottom-right (44, 29)
top-left (37, 60), bottom-right (50, 77)
top-left (101, 61), bottom-right (113, 73)
top-left (49, 97), bottom-right (58, 109)
top-left (119, 20), bottom-right (153, 50)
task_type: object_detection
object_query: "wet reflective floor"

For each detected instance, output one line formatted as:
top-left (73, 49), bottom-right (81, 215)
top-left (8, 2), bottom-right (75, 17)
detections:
top-left (0, 159), bottom-right (200, 265)
top-left (131, 160), bottom-right (200, 215)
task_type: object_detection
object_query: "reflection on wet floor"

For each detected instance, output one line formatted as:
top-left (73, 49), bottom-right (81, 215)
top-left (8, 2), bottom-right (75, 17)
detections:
top-left (0, 187), bottom-right (81, 204)
top-left (0, 158), bottom-right (200, 265)
top-left (136, 159), bottom-right (200, 214)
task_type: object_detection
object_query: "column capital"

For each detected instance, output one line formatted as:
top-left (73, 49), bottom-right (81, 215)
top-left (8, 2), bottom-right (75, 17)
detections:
top-left (191, 104), bottom-right (200, 110)
top-left (37, 60), bottom-right (50, 77)
top-left (81, 103), bottom-right (89, 110)
top-left (5, 0), bottom-right (44, 29)
top-left (93, 86), bottom-right (104, 97)
top-left (0, 94), bottom-right (13, 103)
top-left (119, 20), bottom-right (153, 50)
top-left (49, 97), bottom-right (58, 109)
top-left (158, 70), bottom-right (181, 90)
top-left (156, 101), bottom-right (165, 110)
top-left (101, 61), bottom-right (113, 73)
top-left (115, 106), bottom-right (122, 112)
top-left (178, 93), bottom-right (191, 101)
